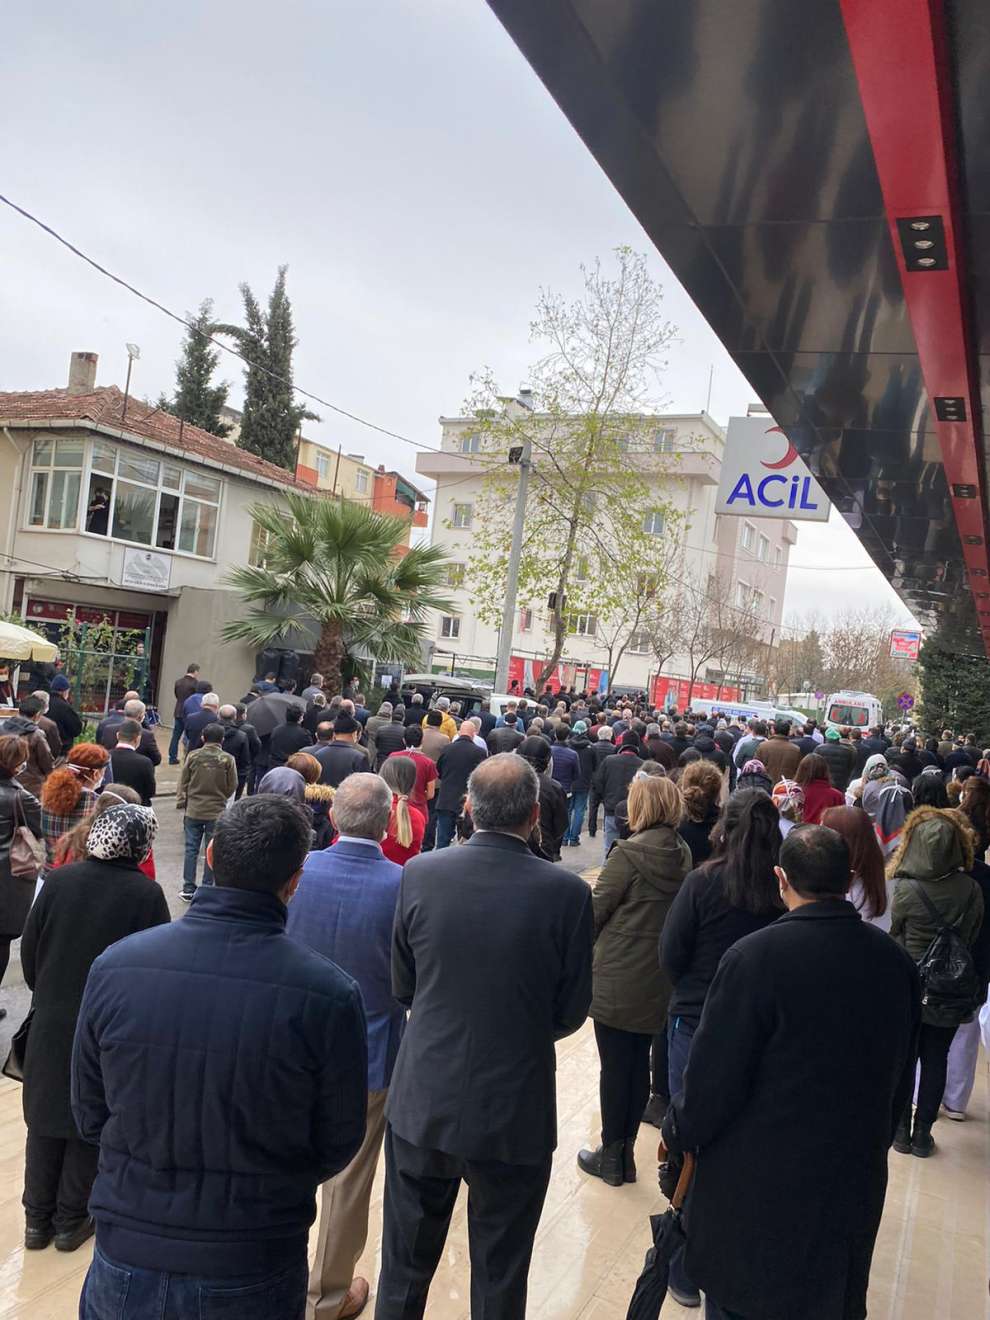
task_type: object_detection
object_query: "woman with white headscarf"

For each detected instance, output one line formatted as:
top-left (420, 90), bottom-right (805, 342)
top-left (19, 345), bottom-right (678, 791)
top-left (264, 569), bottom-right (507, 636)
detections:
top-left (861, 755), bottom-right (914, 859)
top-left (18, 806), bottom-right (169, 1254)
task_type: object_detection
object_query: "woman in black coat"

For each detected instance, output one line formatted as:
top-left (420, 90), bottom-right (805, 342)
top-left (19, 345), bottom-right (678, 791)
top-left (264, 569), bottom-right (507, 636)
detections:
top-left (0, 734), bottom-right (43, 1009)
top-left (19, 804), bottom-right (169, 1252)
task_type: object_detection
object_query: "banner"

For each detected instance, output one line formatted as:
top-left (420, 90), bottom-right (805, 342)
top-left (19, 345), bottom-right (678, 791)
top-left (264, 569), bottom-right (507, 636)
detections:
top-left (889, 628), bottom-right (921, 661)
top-left (715, 416), bottom-right (830, 522)
top-left (650, 675), bottom-right (740, 709)
top-left (507, 655), bottom-right (607, 695)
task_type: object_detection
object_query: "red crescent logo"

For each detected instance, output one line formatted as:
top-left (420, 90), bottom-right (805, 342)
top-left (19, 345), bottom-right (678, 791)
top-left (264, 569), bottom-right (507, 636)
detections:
top-left (761, 425), bottom-right (798, 469)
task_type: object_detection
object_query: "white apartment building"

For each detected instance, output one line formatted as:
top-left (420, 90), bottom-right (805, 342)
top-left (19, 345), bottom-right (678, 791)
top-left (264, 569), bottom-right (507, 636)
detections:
top-left (416, 405), bottom-right (796, 696)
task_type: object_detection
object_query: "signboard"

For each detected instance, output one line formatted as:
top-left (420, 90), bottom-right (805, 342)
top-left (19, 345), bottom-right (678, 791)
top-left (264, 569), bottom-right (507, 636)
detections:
top-left (897, 692), bottom-right (915, 712)
top-left (889, 628), bottom-right (922, 661)
top-left (507, 655), bottom-right (607, 695)
top-left (650, 675), bottom-right (740, 710)
top-left (715, 416), bottom-right (830, 522)
top-left (120, 547), bottom-right (172, 592)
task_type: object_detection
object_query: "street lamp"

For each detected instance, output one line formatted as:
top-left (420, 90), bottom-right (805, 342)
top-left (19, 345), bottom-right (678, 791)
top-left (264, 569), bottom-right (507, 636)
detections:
top-left (123, 342), bottom-right (141, 419)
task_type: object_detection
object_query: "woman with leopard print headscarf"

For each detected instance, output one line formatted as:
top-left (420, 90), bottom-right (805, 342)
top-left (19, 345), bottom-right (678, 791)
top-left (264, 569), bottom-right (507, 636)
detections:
top-left (17, 805), bottom-right (170, 1254)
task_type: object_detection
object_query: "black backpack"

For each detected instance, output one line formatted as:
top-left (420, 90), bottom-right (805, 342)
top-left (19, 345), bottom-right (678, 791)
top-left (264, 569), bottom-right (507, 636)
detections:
top-left (912, 882), bottom-right (980, 1022)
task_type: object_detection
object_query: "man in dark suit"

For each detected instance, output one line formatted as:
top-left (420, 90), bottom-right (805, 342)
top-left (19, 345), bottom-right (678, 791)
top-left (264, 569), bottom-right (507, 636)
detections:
top-left (662, 826), bottom-right (920, 1320)
top-left (434, 722), bottom-right (487, 849)
top-left (182, 694), bottom-right (222, 754)
top-left (109, 720), bottom-right (157, 805)
top-left (98, 698), bottom-right (161, 766)
top-left (375, 753), bottom-right (593, 1318)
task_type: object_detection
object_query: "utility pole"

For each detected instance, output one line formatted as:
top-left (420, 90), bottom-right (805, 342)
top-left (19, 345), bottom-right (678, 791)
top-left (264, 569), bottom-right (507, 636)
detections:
top-left (493, 440), bottom-right (532, 693)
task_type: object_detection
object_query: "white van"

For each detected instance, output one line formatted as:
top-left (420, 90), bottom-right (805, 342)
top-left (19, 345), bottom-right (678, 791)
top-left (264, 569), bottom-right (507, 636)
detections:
top-left (824, 690), bottom-right (883, 731)
top-left (689, 698), bottom-right (777, 724)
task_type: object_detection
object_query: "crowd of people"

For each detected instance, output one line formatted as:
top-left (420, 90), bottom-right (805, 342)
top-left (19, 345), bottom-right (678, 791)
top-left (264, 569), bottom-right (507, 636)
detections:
top-left (1, 663), bottom-right (989, 1319)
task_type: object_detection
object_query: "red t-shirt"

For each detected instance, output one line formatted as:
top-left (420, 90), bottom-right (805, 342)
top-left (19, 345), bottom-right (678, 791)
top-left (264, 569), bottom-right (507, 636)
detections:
top-left (384, 749), bottom-right (438, 813)
top-left (381, 800), bottom-right (426, 866)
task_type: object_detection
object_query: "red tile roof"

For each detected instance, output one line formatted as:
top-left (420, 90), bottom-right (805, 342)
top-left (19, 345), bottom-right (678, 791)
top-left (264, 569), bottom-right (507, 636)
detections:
top-left (0, 386), bottom-right (314, 491)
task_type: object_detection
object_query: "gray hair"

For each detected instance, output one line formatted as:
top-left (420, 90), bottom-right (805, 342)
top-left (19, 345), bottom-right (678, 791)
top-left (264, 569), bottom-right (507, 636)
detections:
top-left (469, 716), bottom-right (482, 730)
top-left (467, 754), bottom-right (539, 833)
top-left (312, 692), bottom-right (327, 708)
top-left (529, 717), bottom-right (544, 732)
top-left (411, 692), bottom-right (424, 705)
top-left (647, 723), bottom-right (661, 737)
top-left (597, 725), bottom-right (614, 741)
top-left (31, 689), bottom-right (50, 712)
top-left (435, 696), bottom-right (451, 711)
top-left (219, 704), bottom-right (237, 719)
top-left (330, 772), bottom-right (393, 840)
top-left (201, 692), bottom-right (220, 709)
top-left (378, 701), bottom-right (394, 717)
top-left (123, 698), bottom-right (147, 720)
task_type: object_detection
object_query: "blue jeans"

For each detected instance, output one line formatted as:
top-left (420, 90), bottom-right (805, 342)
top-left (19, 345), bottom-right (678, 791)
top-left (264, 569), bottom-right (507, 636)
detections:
top-left (80, 1246), bottom-right (308, 1319)
top-left (565, 790), bottom-right (589, 844)
top-left (183, 818), bottom-right (215, 890)
top-left (603, 813), bottom-right (619, 860)
top-left (668, 1015), bottom-right (698, 1303)
top-left (435, 809), bottom-right (457, 850)
top-left (168, 717), bottom-right (184, 764)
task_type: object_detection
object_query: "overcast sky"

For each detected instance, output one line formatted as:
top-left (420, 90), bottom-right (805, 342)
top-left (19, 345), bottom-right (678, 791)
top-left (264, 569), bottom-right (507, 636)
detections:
top-left (1, 0), bottom-right (916, 629)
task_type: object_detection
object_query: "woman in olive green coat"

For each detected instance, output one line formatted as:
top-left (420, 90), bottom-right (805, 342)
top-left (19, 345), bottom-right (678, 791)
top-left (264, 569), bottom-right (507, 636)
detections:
top-left (578, 773), bottom-right (690, 1187)
top-left (889, 806), bottom-right (984, 1157)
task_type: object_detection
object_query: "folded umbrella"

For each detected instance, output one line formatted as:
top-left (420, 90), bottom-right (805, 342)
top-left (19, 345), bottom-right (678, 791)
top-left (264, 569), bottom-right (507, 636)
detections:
top-left (626, 1148), bottom-right (696, 1320)
top-left (242, 691), bottom-right (307, 737)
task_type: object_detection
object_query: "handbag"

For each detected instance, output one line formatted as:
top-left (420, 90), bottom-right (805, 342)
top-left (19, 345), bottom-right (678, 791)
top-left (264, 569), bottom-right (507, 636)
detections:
top-left (1, 1008), bottom-right (32, 1082)
top-left (10, 790), bottom-right (46, 878)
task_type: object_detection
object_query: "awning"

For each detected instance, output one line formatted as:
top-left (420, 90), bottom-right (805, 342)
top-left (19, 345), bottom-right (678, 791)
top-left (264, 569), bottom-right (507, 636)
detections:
top-left (0, 620), bottom-right (58, 663)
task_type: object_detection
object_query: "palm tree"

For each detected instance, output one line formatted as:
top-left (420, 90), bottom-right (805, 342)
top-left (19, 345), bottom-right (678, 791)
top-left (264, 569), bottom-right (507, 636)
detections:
top-left (223, 493), bottom-right (456, 696)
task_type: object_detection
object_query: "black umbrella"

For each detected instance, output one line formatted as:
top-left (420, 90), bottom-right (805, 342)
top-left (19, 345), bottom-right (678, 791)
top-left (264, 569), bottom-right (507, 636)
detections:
top-left (626, 1150), bottom-right (696, 1320)
top-left (243, 692), bottom-right (307, 737)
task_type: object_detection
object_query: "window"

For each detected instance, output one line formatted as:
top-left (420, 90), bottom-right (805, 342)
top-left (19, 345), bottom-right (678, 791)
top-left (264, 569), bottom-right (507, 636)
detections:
top-left (736, 580), bottom-right (750, 609)
top-left (643, 509), bottom-right (665, 536)
top-left (574, 554), bottom-right (590, 582)
top-left (26, 436), bottom-right (224, 555)
top-left (654, 428), bottom-right (676, 454)
top-left (752, 589), bottom-right (765, 609)
top-left (519, 607), bottom-right (533, 632)
top-left (616, 435), bottom-right (630, 453)
top-left (769, 597), bottom-right (777, 618)
top-left (628, 629), bottom-right (651, 653)
top-left (742, 522), bottom-right (755, 552)
top-left (316, 453), bottom-right (332, 483)
top-left (460, 433), bottom-right (482, 454)
top-left (440, 615), bottom-right (461, 639)
top-left (249, 520), bottom-right (274, 568)
top-left (452, 503), bottom-right (472, 529)
top-left (773, 544), bottom-right (783, 568)
top-left (757, 534), bottom-right (770, 561)
top-left (354, 468), bottom-right (369, 494)
top-left (567, 613), bottom-right (597, 637)
top-left (580, 491), bottom-right (597, 515)
top-left (28, 437), bottom-right (84, 530)
top-left (445, 562), bottom-right (465, 588)
top-left (712, 514), bottom-right (721, 543)
top-left (638, 571), bottom-right (658, 598)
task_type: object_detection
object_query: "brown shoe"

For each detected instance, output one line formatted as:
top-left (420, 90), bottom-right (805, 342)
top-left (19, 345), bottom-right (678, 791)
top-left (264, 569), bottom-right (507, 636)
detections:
top-left (338, 1277), bottom-right (370, 1319)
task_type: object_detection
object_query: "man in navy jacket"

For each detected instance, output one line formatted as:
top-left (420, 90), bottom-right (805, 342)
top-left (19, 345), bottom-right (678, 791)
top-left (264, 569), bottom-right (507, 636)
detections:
top-left (72, 796), bottom-right (368, 1320)
top-left (287, 773), bottom-right (405, 1320)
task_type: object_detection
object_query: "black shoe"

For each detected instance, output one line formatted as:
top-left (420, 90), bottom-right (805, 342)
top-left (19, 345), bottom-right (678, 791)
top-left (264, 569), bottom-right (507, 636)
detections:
top-left (642, 1094), bottom-right (668, 1129)
top-left (577, 1141), bottom-right (624, 1187)
top-left (892, 1109), bottom-right (913, 1154)
top-left (179, 889), bottom-right (195, 903)
top-left (911, 1121), bottom-right (935, 1158)
top-left (669, 1283), bottom-right (702, 1308)
top-left (24, 1220), bottom-right (54, 1250)
top-left (623, 1138), bottom-right (637, 1183)
top-left (54, 1216), bottom-right (95, 1252)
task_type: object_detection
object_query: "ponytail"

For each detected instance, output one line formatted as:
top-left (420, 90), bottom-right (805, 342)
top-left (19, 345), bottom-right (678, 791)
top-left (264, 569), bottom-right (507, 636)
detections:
top-left (393, 794), bottom-right (413, 848)
top-left (379, 755), bottom-right (418, 849)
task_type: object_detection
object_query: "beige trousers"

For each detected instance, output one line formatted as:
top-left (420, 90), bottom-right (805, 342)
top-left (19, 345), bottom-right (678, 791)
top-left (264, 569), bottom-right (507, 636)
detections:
top-left (307, 1088), bottom-right (388, 1320)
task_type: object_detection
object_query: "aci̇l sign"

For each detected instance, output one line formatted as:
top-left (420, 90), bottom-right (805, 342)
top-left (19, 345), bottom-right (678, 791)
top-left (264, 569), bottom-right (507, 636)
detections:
top-left (715, 416), bottom-right (831, 523)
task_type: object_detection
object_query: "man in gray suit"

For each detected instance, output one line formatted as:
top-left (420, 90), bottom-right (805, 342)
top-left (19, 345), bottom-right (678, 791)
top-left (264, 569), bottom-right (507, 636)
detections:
top-left (375, 754), bottom-right (593, 1319)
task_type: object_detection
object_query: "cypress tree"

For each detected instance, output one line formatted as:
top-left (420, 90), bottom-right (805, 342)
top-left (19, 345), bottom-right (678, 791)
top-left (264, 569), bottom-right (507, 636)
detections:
top-left (217, 267), bottom-right (317, 471)
top-left (918, 639), bottom-right (990, 743)
top-left (158, 299), bottom-right (231, 436)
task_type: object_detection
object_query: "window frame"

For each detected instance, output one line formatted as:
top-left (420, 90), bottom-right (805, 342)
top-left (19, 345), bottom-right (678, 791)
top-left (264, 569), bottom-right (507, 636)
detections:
top-left (627, 629), bottom-right (651, 654)
top-left (643, 509), bottom-right (665, 536)
top-left (460, 433), bottom-right (482, 455)
top-left (757, 533), bottom-right (770, 562)
top-left (316, 452), bottom-right (332, 484)
top-left (773, 544), bottom-right (783, 568)
top-left (452, 503), bottom-right (473, 529)
top-left (354, 467), bottom-right (370, 494)
top-left (741, 521), bottom-right (756, 552)
top-left (518, 606), bottom-right (533, 633)
top-left (439, 614), bottom-right (461, 640)
top-left (23, 434), bottom-right (223, 562)
top-left (568, 612), bottom-right (598, 638)
top-left (654, 428), bottom-right (676, 454)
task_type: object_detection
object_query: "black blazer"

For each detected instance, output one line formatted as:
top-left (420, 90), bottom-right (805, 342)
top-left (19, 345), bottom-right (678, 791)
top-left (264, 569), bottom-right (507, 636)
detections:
top-left (387, 831), bottom-right (593, 1164)
top-left (435, 736), bottom-right (488, 813)
top-left (668, 901), bottom-right (920, 1319)
top-left (109, 747), bottom-right (157, 805)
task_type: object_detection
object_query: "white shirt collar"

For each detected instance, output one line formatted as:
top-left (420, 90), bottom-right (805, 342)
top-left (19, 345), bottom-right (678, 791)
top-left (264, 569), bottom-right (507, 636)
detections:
top-left (336, 835), bottom-right (383, 850)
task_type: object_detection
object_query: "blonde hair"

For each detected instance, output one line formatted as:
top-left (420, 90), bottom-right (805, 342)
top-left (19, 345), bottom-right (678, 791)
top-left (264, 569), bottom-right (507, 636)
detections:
top-left (628, 775), bottom-right (683, 833)
top-left (380, 756), bottom-right (416, 848)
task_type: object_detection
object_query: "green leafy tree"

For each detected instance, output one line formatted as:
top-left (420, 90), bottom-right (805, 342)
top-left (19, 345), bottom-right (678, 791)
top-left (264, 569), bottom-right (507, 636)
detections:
top-left (223, 494), bottom-right (456, 696)
top-left (461, 248), bottom-right (682, 695)
top-left (216, 267), bottom-right (317, 470)
top-left (157, 299), bottom-right (231, 436)
top-left (918, 640), bottom-right (990, 743)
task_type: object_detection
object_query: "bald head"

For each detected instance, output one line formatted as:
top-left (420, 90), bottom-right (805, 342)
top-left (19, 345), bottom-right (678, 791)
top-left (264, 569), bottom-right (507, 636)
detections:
top-left (219, 704), bottom-right (237, 720)
top-left (458, 721), bottom-right (478, 738)
top-left (466, 753), bottom-right (540, 838)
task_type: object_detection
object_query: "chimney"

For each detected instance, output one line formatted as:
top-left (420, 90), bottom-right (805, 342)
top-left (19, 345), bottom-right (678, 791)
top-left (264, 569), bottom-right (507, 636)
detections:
top-left (67, 352), bottom-right (98, 395)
